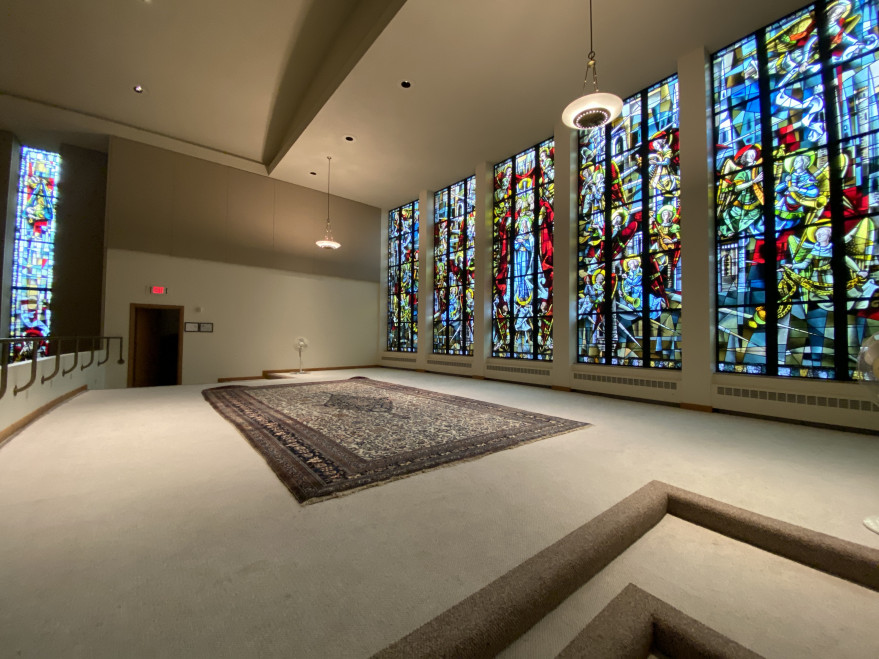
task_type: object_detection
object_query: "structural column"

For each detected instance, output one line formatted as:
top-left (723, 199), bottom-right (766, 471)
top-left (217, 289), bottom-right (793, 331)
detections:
top-left (415, 189), bottom-right (433, 370)
top-left (552, 120), bottom-right (577, 388)
top-left (0, 132), bottom-right (21, 337)
top-left (677, 47), bottom-right (715, 409)
top-left (377, 206), bottom-right (389, 357)
top-left (471, 161), bottom-right (492, 376)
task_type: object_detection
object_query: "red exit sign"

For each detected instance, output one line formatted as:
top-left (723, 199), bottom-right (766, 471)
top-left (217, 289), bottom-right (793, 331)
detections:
top-left (149, 286), bottom-right (169, 295)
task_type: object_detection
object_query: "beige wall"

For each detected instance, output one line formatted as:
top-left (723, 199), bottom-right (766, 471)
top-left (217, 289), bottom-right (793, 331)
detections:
top-left (106, 137), bottom-right (380, 282)
top-left (102, 249), bottom-right (378, 387)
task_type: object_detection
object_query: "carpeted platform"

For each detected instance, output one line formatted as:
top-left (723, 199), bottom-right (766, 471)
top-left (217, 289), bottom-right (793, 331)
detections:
top-left (374, 480), bottom-right (879, 658)
top-left (203, 377), bottom-right (589, 503)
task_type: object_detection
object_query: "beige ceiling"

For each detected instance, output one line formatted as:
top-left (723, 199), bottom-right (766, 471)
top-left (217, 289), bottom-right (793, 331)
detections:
top-left (1, 0), bottom-right (809, 210)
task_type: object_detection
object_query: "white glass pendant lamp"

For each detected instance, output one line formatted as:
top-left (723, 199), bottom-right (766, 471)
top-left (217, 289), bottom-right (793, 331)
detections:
top-left (562, 0), bottom-right (623, 130)
top-left (316, 155), bottom-right (341, 250)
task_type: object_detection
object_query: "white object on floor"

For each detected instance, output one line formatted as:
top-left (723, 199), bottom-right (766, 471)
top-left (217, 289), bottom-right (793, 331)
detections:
top-left (865, 516), bottom-right (879, 535)
top-left (295, 336), bottom-right (309, 373)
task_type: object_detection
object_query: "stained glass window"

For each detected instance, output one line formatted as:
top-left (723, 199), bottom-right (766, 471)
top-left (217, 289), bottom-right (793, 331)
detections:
top-left (577, 75), bottom-right (682, 368)
top-left (713, 0), bottom-right (879, 379)
top-left (10, 147), bottom-right (61, 361)
top-left (387, 200), bottom-right (419, 352)
top-left (434, 176), bottom-right (476, 355)
top-left (492, 139), bottom-right (554, 360)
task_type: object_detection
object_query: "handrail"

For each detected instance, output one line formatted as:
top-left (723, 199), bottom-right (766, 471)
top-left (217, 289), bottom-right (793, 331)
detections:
top-left (14, 346), bottom-right (40, 395)
top-left (41, 337), bottom-right (64, 384)
top-left (0, 335), bottom-right (125, 400)
top-left (81, 337), bottom-right (97, 370)
top-left (97, 338), bottom-right (110, 366)
top-left (115, 336), bottom-right (125, 365)
top-left (62, 337), bottom-right (80, 376)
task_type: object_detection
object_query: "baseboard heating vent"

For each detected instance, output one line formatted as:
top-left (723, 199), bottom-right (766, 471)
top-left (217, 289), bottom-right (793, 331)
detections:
top-left (383, 355), bottom-right (417, 364)
top-left (573, 372), bottom-right (678, 390)
top-left (486, 363), bottom-right (550, 377)
top-left (715, 386), bottom-right (878, 412)
top-left (426, 359), bottom-right (473, 368)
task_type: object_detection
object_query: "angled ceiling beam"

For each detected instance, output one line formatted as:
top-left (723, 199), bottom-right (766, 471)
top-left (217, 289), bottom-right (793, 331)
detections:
top-left (263, 0), bottom-right (407, 172)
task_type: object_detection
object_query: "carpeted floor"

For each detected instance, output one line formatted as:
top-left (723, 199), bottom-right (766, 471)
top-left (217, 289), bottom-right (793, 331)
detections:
top-left (0, 368), bottom-right (877, 658)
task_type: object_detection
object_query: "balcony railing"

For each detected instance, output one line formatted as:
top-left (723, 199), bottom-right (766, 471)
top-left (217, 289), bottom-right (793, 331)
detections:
top-left (0, 336), bottom-right (124, 399)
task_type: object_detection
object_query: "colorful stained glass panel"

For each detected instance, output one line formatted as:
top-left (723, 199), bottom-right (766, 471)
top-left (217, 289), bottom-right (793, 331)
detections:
top-left (717, 234), bottom-right (769, 306)
top-left (578, 75), bottom-right (681, 369)
top-left (611, 98), bottom-right (642, 155)
top-left (835, 51), bottom-right (879, 138)
top-left (764, 8), bottom-right (819, 91)
top-left (493, 140), bottom-right (554, 360)
top-left (715, 104), bottom-right (763, 172)
top-left (774, 148), bottom-right (829, 231)
top-left (713, 36), bottom-right (760, 110)
top-left (610, 150), bottom-right (642, 208)
top-left (9, 288), bottom-right (52, 356)
top-left (839, 133), bottom-right (879, 216)
top-left (717, 305), bottom-right (768, 373)
top-left (387, 201), bottom-right (419, 352)
top-left (713, 0), bottom-right (879, 380)
top-left (10, 147), bottom-right (61, 360)
top-left (434, 176), bottom-right (475, 355)
top-left (770, 73), bottom-right (827, 156)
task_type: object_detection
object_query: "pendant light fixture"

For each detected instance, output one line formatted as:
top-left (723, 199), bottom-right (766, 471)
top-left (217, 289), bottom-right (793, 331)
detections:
top-left (316, 155), bottom-right (341, 250)
top-left (562, 0), bottom-right (623, 130)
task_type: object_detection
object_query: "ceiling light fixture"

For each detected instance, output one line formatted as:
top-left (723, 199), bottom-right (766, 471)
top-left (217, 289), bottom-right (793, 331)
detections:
top-left (561, 0), bottom-right (622, 130)
top-left (133, 85), bottom-right (145, 94)
top-left (400, 80), bottom-right (411, 88)
top-left (316, 156), bottom-right (341, 250)
top-left (344, 135), bottom-right (355, 142)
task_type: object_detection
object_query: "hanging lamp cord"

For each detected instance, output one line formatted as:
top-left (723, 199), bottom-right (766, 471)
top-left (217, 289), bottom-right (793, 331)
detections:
top-left (326, 156), bottom-right (332, 234)
top-left (584, 0), bottom-right (600, 93)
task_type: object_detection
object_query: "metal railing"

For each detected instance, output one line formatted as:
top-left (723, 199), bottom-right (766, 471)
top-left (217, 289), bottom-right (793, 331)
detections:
top-left (0, 336), bottom-right (124, 400)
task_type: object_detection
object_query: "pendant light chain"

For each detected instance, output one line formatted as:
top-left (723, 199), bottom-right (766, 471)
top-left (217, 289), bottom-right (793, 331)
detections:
top-left (316, 155), bottom-right (341, 249)
top-left (584, 0), bottom-right (600, 94)
top-left (562, 0), bottom-right (622, 130)
top-left (326, 156), bottom-right (332, 234)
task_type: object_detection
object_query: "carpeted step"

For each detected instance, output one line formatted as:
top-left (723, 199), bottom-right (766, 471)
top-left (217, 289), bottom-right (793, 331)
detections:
top-left (372, 481), bottom-right (879, 658)
top-left (557, 583), bottom-right (763, 659)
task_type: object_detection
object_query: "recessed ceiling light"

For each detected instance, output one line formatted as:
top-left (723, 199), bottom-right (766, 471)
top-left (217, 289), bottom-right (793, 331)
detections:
top-left (400, 80), bottom-right (411, 88)
top-left (344, 135), bottom-right (355, 142)
top-left (133, 85), bottom-right (145, 94)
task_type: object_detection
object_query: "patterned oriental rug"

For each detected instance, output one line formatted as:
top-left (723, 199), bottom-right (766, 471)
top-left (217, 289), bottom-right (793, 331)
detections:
top-left (203, 377), bottom-right (589, 504)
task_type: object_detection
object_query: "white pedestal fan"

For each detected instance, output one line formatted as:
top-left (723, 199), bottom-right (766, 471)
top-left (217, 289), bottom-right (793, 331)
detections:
top-left (296, 337), bottom-right (309, 374)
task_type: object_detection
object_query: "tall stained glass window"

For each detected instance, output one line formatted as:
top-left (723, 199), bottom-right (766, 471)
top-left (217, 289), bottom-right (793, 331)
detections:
top-left (492, 139), bottom-right (554, 360)
top-left (434, 176), bottom-right (476, 355)
top-left (577, 75), bottom-right (682, 368)
top-left (10, 147), bottom-right (61, 361)
top-left (713, 0), bottom-right (879, 379)
top-left (387, 200), bottom-right (419, 352)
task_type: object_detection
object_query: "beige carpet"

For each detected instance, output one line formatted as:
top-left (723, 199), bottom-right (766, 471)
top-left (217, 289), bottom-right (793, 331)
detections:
top-left (0, 368), bottom-right (877, 657)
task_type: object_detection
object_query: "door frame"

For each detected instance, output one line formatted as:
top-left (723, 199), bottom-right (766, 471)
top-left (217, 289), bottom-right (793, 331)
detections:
top-left (127, 303), bottom-right (185, 387)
